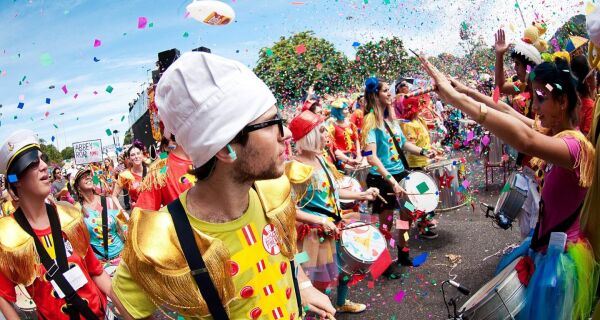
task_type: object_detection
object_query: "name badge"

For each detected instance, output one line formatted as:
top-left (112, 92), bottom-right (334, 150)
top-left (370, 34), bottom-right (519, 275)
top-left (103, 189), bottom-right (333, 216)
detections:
top-left (50, 264), bottom-right (88, 299)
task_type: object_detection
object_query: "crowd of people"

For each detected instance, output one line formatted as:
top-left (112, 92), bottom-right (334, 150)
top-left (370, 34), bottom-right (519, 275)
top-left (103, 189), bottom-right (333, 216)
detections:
top-left (0, 12), bottom-right (600, 320)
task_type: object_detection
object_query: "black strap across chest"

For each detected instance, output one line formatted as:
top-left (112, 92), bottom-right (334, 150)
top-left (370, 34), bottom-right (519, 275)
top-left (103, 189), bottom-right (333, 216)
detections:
top-left (383, 120), bottom-right (410, 170)
top-left (100, 196), bottom-right (109, 260)
top-left (530, 200), bottom-right (583, 250)
top-left (166, 198), bottom-right (229, 320)
top-left (13, 205), bottom-right (98, 320)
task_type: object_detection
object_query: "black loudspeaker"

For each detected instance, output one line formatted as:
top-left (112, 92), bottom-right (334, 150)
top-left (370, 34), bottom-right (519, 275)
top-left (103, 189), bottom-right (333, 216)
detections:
top-left (192, 46), bottom-right (211, 53)
top-left (158, 48), bottom-right (180, 72)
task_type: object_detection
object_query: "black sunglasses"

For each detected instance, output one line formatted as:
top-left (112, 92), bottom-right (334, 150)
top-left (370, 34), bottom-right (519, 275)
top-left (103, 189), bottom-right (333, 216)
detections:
top-left (238, 112), bottom-right (285, 138)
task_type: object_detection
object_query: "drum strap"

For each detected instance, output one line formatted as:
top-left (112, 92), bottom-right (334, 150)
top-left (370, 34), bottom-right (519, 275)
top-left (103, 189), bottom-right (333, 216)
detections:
top-left (13, 205), bottom-right (99, 320)
top-left (383, 121), bottom-right (410, 170)
top-left (100, 196), bottom-right (109, 260)
top-left (530, 200), bottom-right (583, 250)
top-left (166, 198), bottom-right (229, 319)
top-left (302, 204), bottom-right (342, 223)
top-left (316, 156), bottom-right (342, 219)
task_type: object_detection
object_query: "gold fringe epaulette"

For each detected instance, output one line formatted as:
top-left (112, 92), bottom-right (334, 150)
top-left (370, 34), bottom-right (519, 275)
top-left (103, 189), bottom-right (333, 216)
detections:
top-left (123, 207), bottom-right (235, 317)
top-left (0, 202), bottom-right (89, 286)
top-left (530, 130), bottom-right (595, 187)
top-left (285, 161), bottom-right (313, 205)
top-left (139, 157), bottom-right (169, 192)
top-left (254, 175), bottom-right (297, 259)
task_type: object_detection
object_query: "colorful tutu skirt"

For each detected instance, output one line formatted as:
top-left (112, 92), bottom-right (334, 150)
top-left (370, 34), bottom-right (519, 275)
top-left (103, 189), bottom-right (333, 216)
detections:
top-left (297, 226), bottom-right (339, 289)
top-left (496, 236), bottom-right (599, 320)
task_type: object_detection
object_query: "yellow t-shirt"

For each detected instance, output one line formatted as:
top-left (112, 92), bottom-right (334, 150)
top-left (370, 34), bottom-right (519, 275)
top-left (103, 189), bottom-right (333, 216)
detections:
top-left (400, 117), bottom-right (431, 168)
top-left (112, 189), bottom-right (300, 320)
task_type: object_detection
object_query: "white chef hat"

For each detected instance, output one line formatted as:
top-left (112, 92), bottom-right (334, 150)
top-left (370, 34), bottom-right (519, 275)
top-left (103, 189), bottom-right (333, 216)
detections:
top-left (155, 52), bottom-right (276, 167)
top-left (587, 6), bottom-right (600, 48)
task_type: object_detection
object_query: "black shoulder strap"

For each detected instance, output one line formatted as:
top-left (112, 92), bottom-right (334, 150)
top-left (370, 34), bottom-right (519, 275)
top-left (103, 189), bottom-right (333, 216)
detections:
top-left (13, 206), bottom-right (99, 320)
top-left (142, 165), bottom-right (148, 179)
top-left (166, 198), bottom-right (229, 320)
top-left (100, 196), bottom-right (109, 260)
top-left (383, 120), bottom-right (410, 170)
top-left (530, 200), bottom-right (583, 250)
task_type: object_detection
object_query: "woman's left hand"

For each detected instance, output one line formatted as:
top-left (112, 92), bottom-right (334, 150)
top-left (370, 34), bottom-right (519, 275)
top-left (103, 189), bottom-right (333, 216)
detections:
top-left (424, 149), bottom-right (436, 159)
top-left (361, 187), bottom-right (379, 201)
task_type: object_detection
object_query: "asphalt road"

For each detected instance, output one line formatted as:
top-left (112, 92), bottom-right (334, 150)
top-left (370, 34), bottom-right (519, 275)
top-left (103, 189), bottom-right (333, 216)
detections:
top-left (334, 153), bottom-right (523, 320)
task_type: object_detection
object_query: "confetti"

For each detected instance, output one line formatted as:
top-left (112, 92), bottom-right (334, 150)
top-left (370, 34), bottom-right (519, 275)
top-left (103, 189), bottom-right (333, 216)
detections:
top-left (183, 31), bottom-right (189, 38)
top-left (416, 182), bottom-right (429, 194)
top-left (7, 174), bottom-right (18, 183)
top-left (492, 86), bottom-right (500, 103)
top-left (396, 219), bottom-right (409, 230)
top-left (17, 102), bottom-right (24, 109)
top-left (160, 166), bottom-right (168, 174)
top-left (62, 85), bottom-right (68, 94)
top-left (40, 53), bottom-right (53, 66)
top-left (403, 201), bottom-right (415, 212)
top-left (45, 98), bottom-right (51, 104)
top-left (93, 39), bottom-right (102, 47)
top-left (545, 83), bottom-right (553, 92)
top-left (394, 290), bottom-right (406, 303)
top-left (295, 44), bottom-right (306, 55)
top-left (93, 57), bottom-right (100, 62)
top-left (412, 252), bottom-right (429, 267)
top-left (106, 85), bottom-right (114, 93)
top-left (138, 16), bottom-right (148, 29)
top-left (106, 129), bottom-right (112, 136)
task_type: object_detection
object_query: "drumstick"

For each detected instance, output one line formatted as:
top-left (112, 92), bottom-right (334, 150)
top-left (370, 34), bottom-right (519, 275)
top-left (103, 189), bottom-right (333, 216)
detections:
top-left (340, 222), bottom-right (378, 231)
top-left (376, 194), bottom-right (388, 204)
top-left (387, 192), bottom-right (437, 196)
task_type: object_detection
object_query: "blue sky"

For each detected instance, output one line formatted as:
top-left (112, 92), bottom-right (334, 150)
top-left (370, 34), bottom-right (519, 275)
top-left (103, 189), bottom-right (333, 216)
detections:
top-left (0, 0), bottom-right (584, 151)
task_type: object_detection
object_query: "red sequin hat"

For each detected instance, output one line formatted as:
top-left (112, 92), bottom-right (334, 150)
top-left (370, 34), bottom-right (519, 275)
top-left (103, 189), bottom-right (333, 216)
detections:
top-left (288, 110), bottom-right (324, 141)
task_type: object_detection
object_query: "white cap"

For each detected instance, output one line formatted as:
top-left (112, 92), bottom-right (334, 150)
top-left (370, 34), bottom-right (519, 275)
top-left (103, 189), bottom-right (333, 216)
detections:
top-left (0, 129), bottom-right (40, 176)
top-left (513, 40), bottom-right (542, 66)
top-left (587, 7), bottom-right (600, 48)
top-left (155, 52), bottom-right (276, 167)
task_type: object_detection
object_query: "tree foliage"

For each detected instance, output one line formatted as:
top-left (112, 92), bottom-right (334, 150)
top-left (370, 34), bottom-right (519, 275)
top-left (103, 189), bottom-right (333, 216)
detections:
top-left (60, 146), bottom-right (74, 160)
top-left (351, 36), bottom-right (412, 83)
top-left (123, 129), bottom-right (133, 145)
top-left (39, 141), bottom-right (63, 166)
top-left (254, 31), bottom-right (351, 104)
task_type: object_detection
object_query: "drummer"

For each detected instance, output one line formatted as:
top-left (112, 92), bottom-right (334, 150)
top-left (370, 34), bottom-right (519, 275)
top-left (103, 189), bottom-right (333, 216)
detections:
top-left (417, 53), bottom-right (597, 319)
top-left (330, 98), bottom-right (363, 166)
top-left (399, 94), bottom-right (443, 240)
top-left (73, 167), bottom-right (128, 271)
top-left (361, 77), bottom-right (435, 273)
top-left (286, 110), bottom-right (379, 314)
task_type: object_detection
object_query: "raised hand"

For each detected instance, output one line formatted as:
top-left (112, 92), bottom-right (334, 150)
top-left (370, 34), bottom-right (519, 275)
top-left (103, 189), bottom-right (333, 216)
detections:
top-left (494, 29), bottom-right (510, 56)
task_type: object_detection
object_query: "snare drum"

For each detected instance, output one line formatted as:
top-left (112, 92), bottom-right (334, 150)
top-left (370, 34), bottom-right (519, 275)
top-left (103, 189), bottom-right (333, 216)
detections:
top-left (425, 159), bottom-right (466, 211)
top-left (483, 132), bottom-right (504, 164)
top-left (337, 176), bottom-right (362, 210)
top-left (495, 172), bottom-right (529, 222)
top-left (14, 285), bottom-right (36, 319)
top-left (343, 165), bottom-right (370, 188)
top-left (338, 222), bottom-right (387, 275)
top-left (398, 171), bottom-right (439, 213)
top-left (459, 257), bottom-right (526, 320)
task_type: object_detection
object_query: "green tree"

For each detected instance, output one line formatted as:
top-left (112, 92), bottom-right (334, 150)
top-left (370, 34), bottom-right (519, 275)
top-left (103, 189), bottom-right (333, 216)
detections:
top-left (254, 31), bottom-right (351, 104)
top-left (351, 37), bottom-right (412, 83)
top-left (123, 129), bottom-right (132, 145)
top-left (39, 140), bottom-right (63, 166)
top-left (60, 146), bottom-right (74, 160)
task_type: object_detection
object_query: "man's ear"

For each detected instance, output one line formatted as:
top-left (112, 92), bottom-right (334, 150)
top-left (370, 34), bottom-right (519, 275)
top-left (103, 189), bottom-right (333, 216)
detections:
top-left (215, 145), bottom-right (237, 163)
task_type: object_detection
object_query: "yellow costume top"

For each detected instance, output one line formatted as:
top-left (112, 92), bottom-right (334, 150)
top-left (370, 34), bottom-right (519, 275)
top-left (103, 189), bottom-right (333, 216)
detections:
top-left (400, 117), bottom-right (431, 168)
top-left (112, 176), bottom-right (300, 319)
top-left (0, 202), bottom-right (89, 286)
